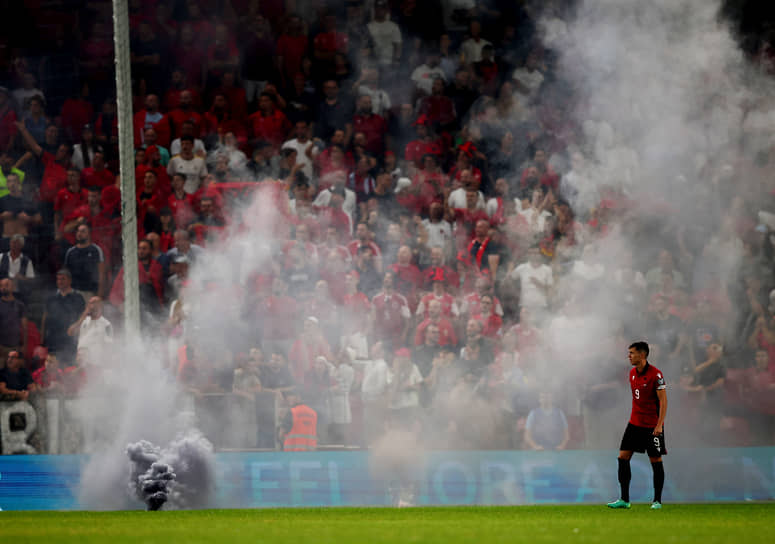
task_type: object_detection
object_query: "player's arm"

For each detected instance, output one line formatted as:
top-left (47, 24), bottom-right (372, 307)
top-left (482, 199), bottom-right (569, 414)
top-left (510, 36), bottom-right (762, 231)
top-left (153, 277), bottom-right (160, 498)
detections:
top-left (654, 388), bottom-right (667, 435)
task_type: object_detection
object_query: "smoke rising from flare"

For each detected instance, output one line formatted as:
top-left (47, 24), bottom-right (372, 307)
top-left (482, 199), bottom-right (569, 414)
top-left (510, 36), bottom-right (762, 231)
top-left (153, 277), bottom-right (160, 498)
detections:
top-left (127, 431), bottom-right (215, 511)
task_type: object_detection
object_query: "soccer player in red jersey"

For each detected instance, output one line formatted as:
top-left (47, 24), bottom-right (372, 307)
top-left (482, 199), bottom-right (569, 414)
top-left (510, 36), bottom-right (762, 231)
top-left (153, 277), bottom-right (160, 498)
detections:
top-left (608, 341), bottom-right (667, 509)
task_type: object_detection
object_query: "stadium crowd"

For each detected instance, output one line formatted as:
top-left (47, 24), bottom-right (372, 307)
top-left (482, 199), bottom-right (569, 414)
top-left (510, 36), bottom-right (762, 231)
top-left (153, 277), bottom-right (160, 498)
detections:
top-left (1, 0), bottom-right (775, 451)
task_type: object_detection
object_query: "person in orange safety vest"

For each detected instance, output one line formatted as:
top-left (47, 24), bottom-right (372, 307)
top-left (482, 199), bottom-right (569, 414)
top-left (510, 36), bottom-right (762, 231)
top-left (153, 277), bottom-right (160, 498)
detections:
top-left (282, 390), bottom-right (318, 451)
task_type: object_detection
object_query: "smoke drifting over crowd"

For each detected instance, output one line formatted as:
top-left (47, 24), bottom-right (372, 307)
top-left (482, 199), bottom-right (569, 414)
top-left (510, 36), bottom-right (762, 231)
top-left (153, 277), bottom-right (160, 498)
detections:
top-left (42, 0), bottom-right (774, 508)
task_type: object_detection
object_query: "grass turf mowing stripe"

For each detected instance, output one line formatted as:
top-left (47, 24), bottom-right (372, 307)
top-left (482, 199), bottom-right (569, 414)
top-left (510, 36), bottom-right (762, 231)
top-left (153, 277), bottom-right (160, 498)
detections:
top-left (1, 504), bottom-right (772, 543)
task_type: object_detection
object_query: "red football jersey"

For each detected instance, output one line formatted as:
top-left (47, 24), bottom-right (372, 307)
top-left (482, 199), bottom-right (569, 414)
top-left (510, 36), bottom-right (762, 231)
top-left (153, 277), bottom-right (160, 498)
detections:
top-left (629, 363), bottom-right (666, 428)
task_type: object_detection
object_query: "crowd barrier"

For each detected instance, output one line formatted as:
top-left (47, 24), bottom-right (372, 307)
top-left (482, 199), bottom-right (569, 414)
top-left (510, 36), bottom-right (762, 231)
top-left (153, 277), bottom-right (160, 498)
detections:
top-left (0, 447), bottom-right (774, 510)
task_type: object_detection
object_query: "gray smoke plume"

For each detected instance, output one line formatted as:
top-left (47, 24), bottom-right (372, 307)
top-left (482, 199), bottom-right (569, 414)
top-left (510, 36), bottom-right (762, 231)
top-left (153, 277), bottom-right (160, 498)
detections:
top-left (127, 431), bottom-right (215, 511)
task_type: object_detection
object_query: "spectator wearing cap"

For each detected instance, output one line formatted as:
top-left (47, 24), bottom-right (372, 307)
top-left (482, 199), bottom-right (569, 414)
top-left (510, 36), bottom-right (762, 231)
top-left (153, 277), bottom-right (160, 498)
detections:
top-left (133, 94), bottom-right (171, 148)
top-left (417, 266), bottom-right (459, 320)
top-left (411, 50), bottom-right (447, 96)
top-left (313, 171), bottom-right (357, 223)
top-left (167, 136), bottom-right (208, 194)
top-left (367, 0), bottom-right (402, 69)
top-left (42, 269), bottom-right (85, 365)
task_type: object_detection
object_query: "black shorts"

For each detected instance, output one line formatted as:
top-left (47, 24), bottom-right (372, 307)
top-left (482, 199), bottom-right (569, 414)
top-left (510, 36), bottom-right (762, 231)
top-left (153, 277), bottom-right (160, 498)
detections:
top-left (619, 422), bottom-right (667, 457)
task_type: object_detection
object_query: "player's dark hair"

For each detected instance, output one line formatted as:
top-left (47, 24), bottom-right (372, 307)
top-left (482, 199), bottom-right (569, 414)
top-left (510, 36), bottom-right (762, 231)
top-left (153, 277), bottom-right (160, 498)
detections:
top-left (629, 341), bottom-right (649, 356)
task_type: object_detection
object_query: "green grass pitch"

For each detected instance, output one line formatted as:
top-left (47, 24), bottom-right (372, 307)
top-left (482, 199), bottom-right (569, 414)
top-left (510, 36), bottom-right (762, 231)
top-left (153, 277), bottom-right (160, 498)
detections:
top-left (1, 504), bottom-right (772, 543)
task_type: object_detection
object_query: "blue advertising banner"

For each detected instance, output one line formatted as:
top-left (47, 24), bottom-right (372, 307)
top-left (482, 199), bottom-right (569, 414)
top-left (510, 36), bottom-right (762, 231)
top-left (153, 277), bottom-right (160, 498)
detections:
top-left (1, 448), bottom-right (774, 511)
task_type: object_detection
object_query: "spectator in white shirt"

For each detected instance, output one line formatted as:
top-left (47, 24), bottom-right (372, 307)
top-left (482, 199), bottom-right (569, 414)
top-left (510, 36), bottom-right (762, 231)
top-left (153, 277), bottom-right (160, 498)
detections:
top-left (460, 20), bottom-right (492, 65)
top-left (509, 246), bottom-right (553, 318)
top-left (170, 120), bottom-right (206, 156)
top-left (67, 296), bottom-right (113, 364)
top-left (411, 51), bottom-right (447, 96)
top-left (168, 136), bottom-right (208, 194)
top-left (367, 0), bottom-right (402, 68)
top-left (282, 120), bottom-right (317, 180)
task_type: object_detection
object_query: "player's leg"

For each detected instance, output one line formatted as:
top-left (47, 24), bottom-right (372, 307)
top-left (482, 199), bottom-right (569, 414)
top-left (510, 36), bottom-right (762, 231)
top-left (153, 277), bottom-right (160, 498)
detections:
top-left (648, 431), bottom-right (667, 508)
top-left (617, 450), bottom-right (634, 502)
top-left (608, 423), bottom-right (638, 508)
top-left (607, 448), bottom-right (633, 507)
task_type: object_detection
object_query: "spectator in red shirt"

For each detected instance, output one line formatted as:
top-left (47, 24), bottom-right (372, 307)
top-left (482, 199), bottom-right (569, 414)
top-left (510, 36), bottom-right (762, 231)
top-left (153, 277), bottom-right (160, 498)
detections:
top-left (389, 245), bottom-right (423, 308)
top-left (55, 168), bottom-right (87, 239)
top-left (313, 12), bottom-right (349, 66)
top-left (60, 83), bottom-right (95, 145)
top-left (248, 92), bottom-right (291, 151)
top-left (472, 295), bottom-right (503, 339)
top-left (417, 77), bottom-right (456, 128)
top-left (417, 268), bottom-right (459, 320)
top-left (138, 170), bottom-right (166, 235)
top-left (15, 121), bottom-right (71, 203)
top-left (371, 271), bottom-right (411, 349)
top-left (259, 277), bottom-right (299, 357)
top-left (80, 148), bottom-right (113, 189)
top-left (133, 94), bottom-right (171, 148)
top-left (277, 14), bottom-right (309, 87)
top-left (168, 90), bottom-right (203, 140)
top-left (473, 44), bottom-right (499, 97)
top-left (342, 270), bottom-right (371, 335)
top-left (216, 71), bottom-right (248, 122)
top-left (414, 299), bottom-right (458, 347)
top-left (171, 24), bottom-right (207, 89)
top-left (289, 316), bottom-right (333, 384)
top-left (109, 238), bottom-right (164, 314)
top-left (348, 221), bottom-right (382, 265)
top-left (167, 172), bottom-right (196, 228)
top-left (352, 94), bottom-right (388, 156)
top-left (163, 67), bottom-right (201, 111)
top-left (204, 22), bottom-right (241, 91)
